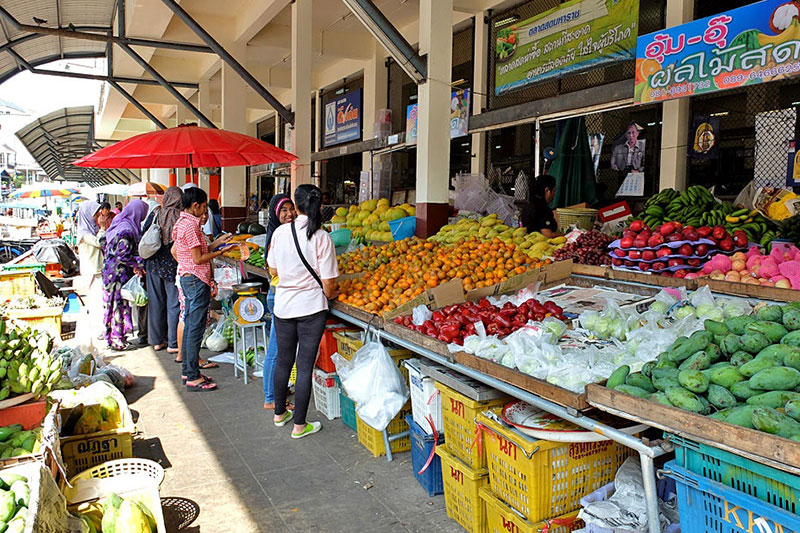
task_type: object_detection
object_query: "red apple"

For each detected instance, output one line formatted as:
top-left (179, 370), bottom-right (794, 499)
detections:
top-left (678, 244), bottom-right (694, 256)
top-left (613, 248), bottom-right (627, 257)
top-left (708, 236), bottom-right (719, 246)
top-left (642, 250), bottom-right (657, 261)
top-left (719, 238), bottom-right (735, 252)
top-left (629, 220), bottom-right (644, 232)
top-left (624, 260), bottom-right (635, 267)
top-left (695, 244), bottom-right (709, 256)
top-left (673, 221), bottom-right (683, 232)
top-left (634, 238), bottom-right (648, 249)
top-left (656, 247), bottom-right (671, 258)
top-left (697, 226), bottom-right (712, 238)
top-left (733, 231), bottom-right (747, 248)
top-left (660, 222), bottom-right (676, 236)
top-left (612, 258), bottom-right (624, 266)
top-left (653, 261), bottom-right (666, 271)
top-left (639, 230), bottom-right (652, 240)
top-left (662, 271), bottom-right (675, 278)
top-left (681, 226), bottom-right (695, 236)
top-left (668, 258), bottom-right (685, 267)
top-left (648, 234), bottom-right (665, 247)
top-left (628, 250), bottom-right (642, 260)
top-left (620, 236), bottom-right (634, 249)
top-left (639, 262), bottom-right (650, 271)
top-left (673, 270), bottom-right (687, 278)
top-left (683, 230), bottom-right (699, 242)
top-left (623, 230), bottom-right (636, 239)
top-left (666, 233), bottom-right (683, 243)
top-left (687, 258), bottom-right (701, 267)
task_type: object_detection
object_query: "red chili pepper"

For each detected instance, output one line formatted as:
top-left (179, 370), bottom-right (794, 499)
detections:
top-left (478, 298), bottom-right (493, 309)
top-left (486, 322), bottom-right (500, 335)
top-left (499, 308), bottom-right (516, 319)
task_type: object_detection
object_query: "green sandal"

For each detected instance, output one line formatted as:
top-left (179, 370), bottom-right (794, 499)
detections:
top-left (274, 410), bottom-right (293, 427)
top-left (291, 421), bottom-right (322, 439)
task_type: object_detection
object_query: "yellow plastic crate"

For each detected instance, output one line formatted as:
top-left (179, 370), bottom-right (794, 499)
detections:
top-left (6, 306), bottom-right (62, 337)
top-left (435, 382), bottom-right (507, 471)
top-left (0, 271), bottom-right (35, 299)
top-left (480, 487), bottom-right (584, 533)
top-left (477, 412), bottom-right (633, 524)
top-left (333, 330), bottom-right (412, 382)
top-left (356, 401), bottom-right (412, 457)
top-left (59, 403), bottom-right (135, 477)
top-left (437, 446), bottom-right (489, 533)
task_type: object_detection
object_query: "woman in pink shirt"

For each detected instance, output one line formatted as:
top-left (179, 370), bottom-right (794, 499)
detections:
top-left (267, 184), bottom-right (338, 438)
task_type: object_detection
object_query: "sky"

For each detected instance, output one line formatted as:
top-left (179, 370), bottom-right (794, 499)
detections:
top-left (0, 58), bottom-right (103, 166)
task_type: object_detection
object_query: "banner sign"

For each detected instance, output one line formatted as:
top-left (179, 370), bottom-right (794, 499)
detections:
top-left (634, 0), bottom-right (800, 105)
top-left (494, 0), bottom-right (639, 96)
top-left (323, 89), bottom-right (361, 147)
top-left (406, 89), bottom-right (471, 145)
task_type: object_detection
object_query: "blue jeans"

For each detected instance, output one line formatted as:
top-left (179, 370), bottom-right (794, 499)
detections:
top-left (263, 288), bottom-right (279, 403)
top-left (180, 275), bottom-right (210, 383)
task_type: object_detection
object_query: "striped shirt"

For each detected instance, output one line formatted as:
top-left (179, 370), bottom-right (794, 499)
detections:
top-left (172, 211), bottom-right (212, 286)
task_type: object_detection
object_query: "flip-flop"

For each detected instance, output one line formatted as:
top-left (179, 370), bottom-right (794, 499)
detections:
top-left (153, 344), bottom-right (166, 351)
top-left (274, 410), bottom-right (293, 427)
top-left (199, 361), bottom-right (219, 369)
top-left (291, 421), bottom-right (322, 439)
top-left (186, 381), bottom-right (217, 392)
top-left (182, 374), bottom-right (214, 384)
top-left (167, 348), bottom-right (179, 354)
top-left (174, 359), bottom-right (182, 364)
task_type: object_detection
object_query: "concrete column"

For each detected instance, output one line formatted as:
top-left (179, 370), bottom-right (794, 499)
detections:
top-left (416, 0), bottom-right (453, 236)
top-left (659, 0), bottom-right (694, 192)
top-left (314, 91), bottom-right (322, 179)
top-left (363, 42), bottom-right (388, 169)
top-left (471, 12), bottom-right (489, 175)
top-left (291, 0), bottom-right (313, 191)
top-left (175, 105), bottom-right (190, 185)
top-left (220, 41), bottom-right (249, 231)
top-left (150, 168), bottom-right (170, 187)
top-left (198, 80), bottom-right (212, 121)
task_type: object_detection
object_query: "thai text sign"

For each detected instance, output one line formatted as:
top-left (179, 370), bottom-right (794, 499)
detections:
top-left (324, 89), bottom-right (361, 147)
top-left (634, 0), bottom-right (800, 104)
top-left (494, 0), bottom-right (639, 95)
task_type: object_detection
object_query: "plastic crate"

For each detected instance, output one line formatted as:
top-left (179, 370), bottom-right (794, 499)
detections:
top-left (437, 446), bottom-right (489, 533)
top-left (0, 271), bottom-right (36, 299)
top-left (0, 399), bottom-right (47, 428)
top-left (406, 415), bottom-right (444, 497)
top-left (59, 403), bottom-right (135, 477)
top-left (670, 434), bottom-right (800, 515)
top-left (335, 375), bottom-right (357, 431)
top-left (435, 382), bottom-right (507, 471)
top-left (5, 306), bottom-right (62, 337)
top-left (0, 263), bottom-right (45, 274)
top-left (477, 412), bottom-right (633, 524)
top-left (315, 321), bottom-right (355, 373)
top-left (664, 460), bottom-right (800, 533)
top-left (356, 401), bottom-right (412, 458)
top-left (312, 368), bottom-right (341, 420)
top-left (405, 358), bottom-right (443, 434)
top-left (481, 487), bottom-right (584, 533)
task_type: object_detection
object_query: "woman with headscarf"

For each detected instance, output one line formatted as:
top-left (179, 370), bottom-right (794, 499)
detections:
top-left (142, 187), bottom-right (182, 352)
top-left (102, 199), bottom-right (149, 351)
top-left (262, 193), bottom-right (296, 411)
top-left (76, 200), bottom-right (109, 349)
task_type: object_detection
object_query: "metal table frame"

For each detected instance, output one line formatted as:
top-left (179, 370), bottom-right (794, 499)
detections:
top-left (331, 308), bottom-right (666, 533)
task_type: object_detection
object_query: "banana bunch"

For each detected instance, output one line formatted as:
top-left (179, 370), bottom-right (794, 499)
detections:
top-left (0, 318), bottom-right (61, 400)
top-left (638, 187), bottom-right (680, 228)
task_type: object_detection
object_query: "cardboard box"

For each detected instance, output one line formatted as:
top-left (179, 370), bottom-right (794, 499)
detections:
top-left (465, 260), bottom-right (573, 301)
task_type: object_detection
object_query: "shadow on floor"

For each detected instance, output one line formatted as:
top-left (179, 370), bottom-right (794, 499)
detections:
top-left (123, 375), bottom-right (157, 404)
top-left (161, 496), bottom-right (201, 531)
top-left (133, 436), bottom-right (172, 470)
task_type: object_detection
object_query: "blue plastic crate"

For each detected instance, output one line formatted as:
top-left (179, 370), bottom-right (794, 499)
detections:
top-left (406, 415), bottom-right (444, 497)
top-left (335, 375), bottom-right (357, 431)
top-left (669, 434), bottom-right (800, 515)
top-left (664, 461), bottom-right (800, 533)
top-left (389, 216), bottom-right (416, 241)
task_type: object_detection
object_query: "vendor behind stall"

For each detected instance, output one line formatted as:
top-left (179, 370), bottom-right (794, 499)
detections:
top-left (520, 174), bottom-right (560, 238)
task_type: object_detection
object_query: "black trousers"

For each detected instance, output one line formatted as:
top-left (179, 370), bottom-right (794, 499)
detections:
top-left (273, 310), bottom-right (327, 425)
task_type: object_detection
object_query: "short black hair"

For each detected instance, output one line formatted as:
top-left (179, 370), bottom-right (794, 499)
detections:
top-left (182, 186), bottom-right (207, 209)
top-left (533, 174), bottom-right (556, 198)
top-left (208, 198), bottom-right (220, 215)
top-left (115, 201), bottom-right (122, 207)
top-left (101, 202), bottom-right (111, 210)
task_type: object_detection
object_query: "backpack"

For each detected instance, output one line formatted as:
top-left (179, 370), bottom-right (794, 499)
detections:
top-left (138, 208), bottom-right (163, 259)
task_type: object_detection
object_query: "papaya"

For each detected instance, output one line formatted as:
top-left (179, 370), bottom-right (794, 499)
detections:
top-left (710, 366), bottom-right (745, 389)
top-left (724, 315), bottom-right (754, 335)
top-left (679, 351), bottom-right (711, 371)
top-left (755, 304), bottom-right (783, 323)
top-left (746, 321), bottom-right (789, 343)
top-left (708, 384), bottom-right (737, 409)
top-left (74, 406), bottom-right (102, 435)
top-left (606, 365), bottom-right (629, 389)
top-left (752, 407), bottom-right (800, 437)
top-left (613, 384), bottom-right (650, 398)
top-left (730, 381), bottom-right (760, 400)
top-left (678, 370), bottom-right (709, 394)
top-left (747, 391), bottom-right (800, 408)
top-left (704, 319), bottom-right (729, 336)
top-left (739, 332), bottom-right (771, 354)
top-left (625, 373), bottom-right (655, 393)
top-left (740, 354), bottom-right (782, 378)
top-left (782, 308), bottom-right (800, 331)
top-left (666, 387), bottom-right (706, 413)
top-left (730, 351), bottom-right (754, 367)
top-left (102, 493), bottom-right (123, 533)
top-left (781, 329), bottom-right (800, 346)
top-left (100, 396), bottom-right (121, 426)
top-left (134, 500), bottom-right (157, 532)
top-left (748, 366), bottom-right (800, 391)
top-left (114, 500), bottom-right (153, 533)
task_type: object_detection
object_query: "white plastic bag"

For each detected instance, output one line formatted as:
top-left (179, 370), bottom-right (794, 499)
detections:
top-left (120, 275), bottom-right (147, 306)
top-left (332, 331), bottom-right (409, 431)
top-left (412, 304), bottom-right (432, 326)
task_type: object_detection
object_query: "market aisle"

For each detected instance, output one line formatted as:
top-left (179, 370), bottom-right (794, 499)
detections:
top-left (107, 345), bottom-right (459, 532)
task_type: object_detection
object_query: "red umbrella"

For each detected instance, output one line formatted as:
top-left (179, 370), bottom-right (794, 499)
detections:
top-left (73, 124), bottom-right (297, 169)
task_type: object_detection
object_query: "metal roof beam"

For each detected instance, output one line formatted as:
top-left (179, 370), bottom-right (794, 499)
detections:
top-left (0, 6), bottom-right (213, 54)
top-left (107, 80), bottom-right (167, 129)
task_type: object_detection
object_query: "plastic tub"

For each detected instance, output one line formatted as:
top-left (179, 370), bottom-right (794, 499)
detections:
top-left (330, 228), bottom-right (351, 247)
top-left (406, 415), bottom-right (444, 497)
top-left (389, 216), bottom-right (416, 241)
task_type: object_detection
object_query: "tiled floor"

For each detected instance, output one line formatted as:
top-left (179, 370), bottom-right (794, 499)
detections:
top-left (110, 346), bottom-right (461, 532)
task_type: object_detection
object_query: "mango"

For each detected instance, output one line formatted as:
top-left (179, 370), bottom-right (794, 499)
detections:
top-left (739, 354), bottom-right (782, 377)
top-left (679, 351), bottom-right (711, 371)
top-left (678, 370), bottom-right (709, 393)
top-left (755, 304), bottom-right (783, 322)
top-left (739, 332), bottom-right (771, 354)
top-left (74, 407), bottom-right (102, 435)
top-left (606, 365), bottom-right (629, 389)
top-left (652, 368), bottom-right (681, 392)
top-left (115, 499), bottom-right (153, 533)
top-left (625, 372), bottom-right (655, 393)
top-left (709, 405), bottom-right (757, 428)
top-left (730, 381), bottom-right (760, 400)
top-left (100, 396), bottom-right (121, 426)
top-left (745, 321), bottom-right (788, 343)
top-left (0, 489), bottom-right (15, 522)
top-left (720, 334), bottom-right (741, 355)
top-left (724, 315), bottom-right (755, 335)
top-left (782, 309), bottom-right (800, 331)
top-left (782, 329), bottom-right (800, 346)
top-left (648, 392), bottom-right (674, 407)
top-left (641, 361), bottom-right (656, 379)
top-left (666, 387), bottom-right (706, 413)
top-left (785, 399), bottom-right (800, 421)
top-left (613, 384), bottom-right (650, 398)
top-left (704, 319), bottom-right (729, 336)
top-left (752, 407), bottom-right (800, 437)
top-left (757, 344), bottom-right (800, 363)
top-left (730, 351), bottom-right (754, 367)
top-left (668, 332), bottom-right (710, 362)
top-left (705, 343), bottom-right (723, 363)
top-left (747, 390), bottom-right (800, 408)
top-left (708, 384), bottom-right (737, 409)
top-left (748, 366), bottom-right (800, 391)
top-left (710, 366), bottom-right (745, 388)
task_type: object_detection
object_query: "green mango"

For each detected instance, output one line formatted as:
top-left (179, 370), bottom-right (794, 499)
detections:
top-left (704, 319), bottom-right (729, 336)
top-left (641, 362), bottom-right (656, 379)
top-left (678, 369), bottom-right (709, 394)
top-left (710, 366), bottom-right (745, 389)
top-left (783, 309), bottom-right (800, 331)
top-left (747, 391), bottom-right (800, 408)
top-left (785, 399), bottom-right (800, 421)
top-left (730, 351), bottom-right (754, 367)
top-left (705, 343), bottom-right (723, 363)
top-left (748, 366), bottom-right (800, 391)
top-left (781, 329), bottom-right (800, 346)
top-left (724, 315), bottom-right (755, 335)
top-left (666, 387), bottom-right (706, 413)
top-left (606, 365), bottom-right (629, 389)
top-left (752, 407), bottom-right (800, 437)
top-left (740, 354), bottom-right (782, 378)
top-left (708, 405), bottom-right (757, 428)
top-left (648, 392), bottom-right (674, 407)
top-left (739, 332), bottom-right (772, 354)
top-left (679, 351), bottom-right (711, 371)
top-left (721, 334), bottom-right (741, 355)
top-left (708, 384), bottom-right (738, 409)
top-left (613, 384), bottom-right (650, 398)
top-left (755, 304), bottom-right (783, 323)
top-left (746, 321), bottom-right (789, 343)
top-left (625, 373), bottom-right (655, 393)
top-left (730, 381), bottom-right (760, 400)
top-left (652, 368), bottom-right (681, 392)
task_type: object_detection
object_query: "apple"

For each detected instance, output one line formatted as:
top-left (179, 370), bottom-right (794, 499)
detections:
top-left (695, 244), bottom-right (709, 256)
top-left (643, 250), bottom-right (657, 261)
top-left (732, 259), bottom-right (746, 271)
top-left (629, 220), bottom-right (644, 232)
top-left (666, 232), bottom-right (683, 243)
top-left (678, 244), bottom-right (694, 256)
top-left (725, 271), bottom-right (741, 282)
top-left (777, 279), bottom-right (792, 289)
top-left (663, 271), bottom-right (675, 278)
top-left (628, 250), bottom-right (642, 260)
top-left (668, 258), bottom-right (685, 267)
top-left (634, 238), bottom-right (648, 249)
top-left (687, 258), bottom-right (701, 267)
top-left (660, 222), bottom-right (676, 236)
top-left (673, 270), bottom-right (687, 278)
top-left (639, 262), bottom-right (650, 271)
top-left (652, 261), bottom-right (666, 271)
top-left (623, 230), bottom-right (637, 239)
top-left (612, 258), bottom-right (624, 266)
top-left (697, 226), bottom-right (712, 238)
top-left (620, 236), bottom-right (634, 249)
top-left (613, 248), bottom-right (627, 257)
top-left (733, 231), bottom-right (748, 248)
top-left (656, 248), bottom-right (671, 258)
top-left (624, 260), bottom-right (635, 267)
top-left (683, 230), bottom-right (699, 242)
top-left (647, 234), bottom-right (665, 247)
top-left (732, 251), bottom-right (747, 262)
top-left (719, 238), bottom-right (735, 252)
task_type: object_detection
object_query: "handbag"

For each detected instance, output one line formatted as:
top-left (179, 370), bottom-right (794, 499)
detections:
top-left (138, 208), bottom-right (163, 259)
top-left (290, 221), bottom-right (323, 288)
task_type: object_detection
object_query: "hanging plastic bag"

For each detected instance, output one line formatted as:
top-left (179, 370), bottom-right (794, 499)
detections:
top-left (205, 316), bottom-right (229, 352)
top-left (332, 330), bottom-right (409, 431)
top-left (120, 275), bottom-right (148, 306)
top-left (412, 305), bottom-right (432, 326)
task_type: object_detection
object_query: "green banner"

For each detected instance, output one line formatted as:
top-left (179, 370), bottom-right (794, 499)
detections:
top-left (494, 0), bottom-right (639, 95)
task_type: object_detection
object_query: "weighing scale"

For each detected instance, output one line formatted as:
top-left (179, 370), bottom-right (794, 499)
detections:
top-left (231, 282), bottom-right (265, 324)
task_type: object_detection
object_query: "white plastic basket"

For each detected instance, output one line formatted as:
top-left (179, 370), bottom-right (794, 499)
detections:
top-left (312, 368), bottom-right (341, 421)
top-left (404, 359), bottom-right (442, 434)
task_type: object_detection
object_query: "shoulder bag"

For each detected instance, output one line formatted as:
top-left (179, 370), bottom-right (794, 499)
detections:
top-left (138, 208), bottom-right (162, 259)
top-left (290, 221), bottom-right (323, 288)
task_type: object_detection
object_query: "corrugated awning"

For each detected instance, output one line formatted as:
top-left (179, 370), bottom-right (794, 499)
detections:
top-left (0, 0), bottom-right (115, 85)
top-left (15, 106), bottom-right (131, 185)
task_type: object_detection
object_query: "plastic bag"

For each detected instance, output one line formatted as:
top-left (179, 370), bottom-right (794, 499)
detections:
top-left (412, 305), bottom-right (432, 326)
top-left (205, 316), bottom-right (229, 352)
top-left (332, 331), bottom-right (409, 431)
top-left (120, 275), bottom-right (148, 306)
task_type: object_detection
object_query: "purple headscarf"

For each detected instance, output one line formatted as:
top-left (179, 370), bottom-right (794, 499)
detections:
top-left (105, 200), bottom-right (149, 244)
top-left (76, 200), bottom-right (101, 243)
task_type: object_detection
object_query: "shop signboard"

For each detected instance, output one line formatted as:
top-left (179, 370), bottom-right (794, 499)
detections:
top-left (634, 0), bottom-right (800, 105)
top-left (406, 89), bottom-right (471, 145)
top-left (493, 0), bottom-right (639, 96)
top-left (323, 89), bottom-right (362, 147)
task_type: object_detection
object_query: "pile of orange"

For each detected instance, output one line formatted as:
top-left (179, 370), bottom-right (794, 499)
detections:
top-left (336, 236), bottom-right (552, 315)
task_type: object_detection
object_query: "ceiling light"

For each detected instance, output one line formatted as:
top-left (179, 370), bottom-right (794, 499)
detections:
top-left (494, 14), bottom-right (520, 28)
